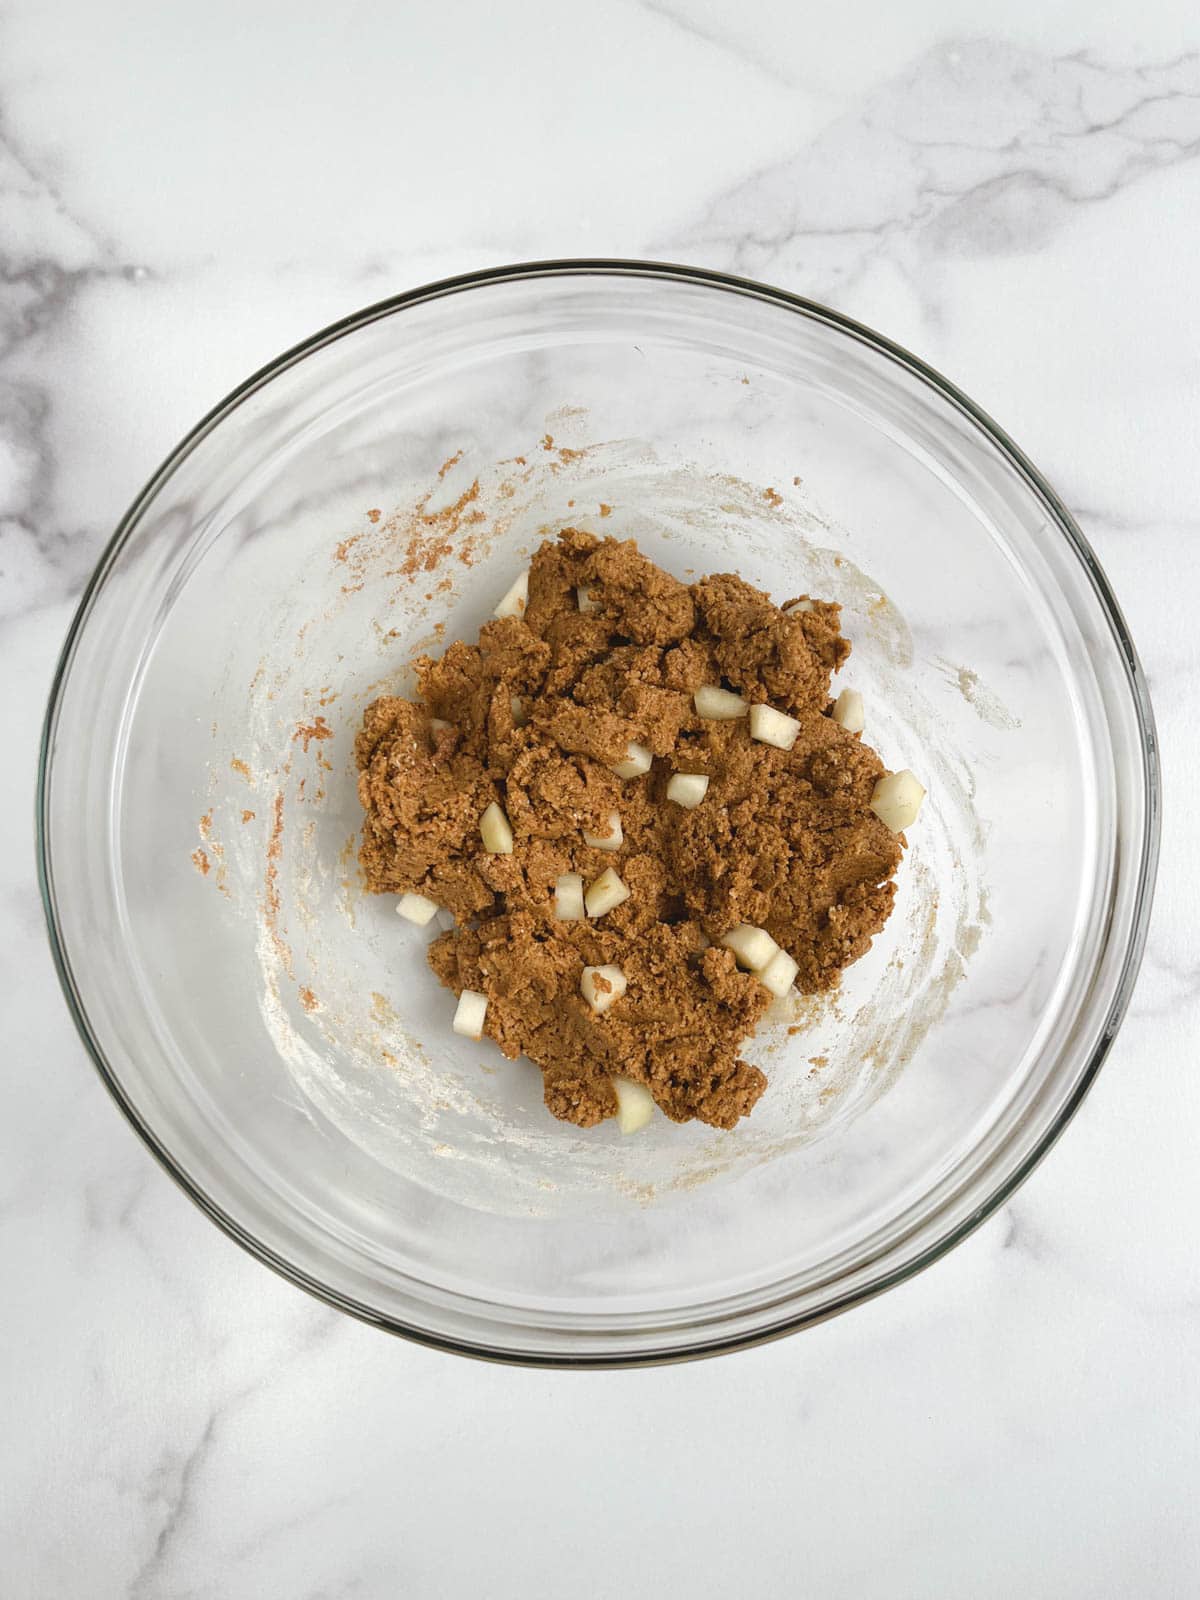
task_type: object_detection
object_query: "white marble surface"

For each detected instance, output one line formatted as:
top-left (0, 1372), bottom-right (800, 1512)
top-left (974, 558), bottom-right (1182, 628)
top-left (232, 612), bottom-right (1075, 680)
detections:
top-left (2, 1), bottom-right (1197, 1594)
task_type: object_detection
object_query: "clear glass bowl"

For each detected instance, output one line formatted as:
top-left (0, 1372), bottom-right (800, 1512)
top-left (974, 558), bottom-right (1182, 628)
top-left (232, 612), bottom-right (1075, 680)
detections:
top-left (38, 262), bottom-right (1159, 1365)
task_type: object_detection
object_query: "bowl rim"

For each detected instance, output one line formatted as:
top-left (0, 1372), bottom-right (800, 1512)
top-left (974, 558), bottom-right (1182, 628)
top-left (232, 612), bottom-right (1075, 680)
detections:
top-left (36, 257), bottom-right (1161, 1368)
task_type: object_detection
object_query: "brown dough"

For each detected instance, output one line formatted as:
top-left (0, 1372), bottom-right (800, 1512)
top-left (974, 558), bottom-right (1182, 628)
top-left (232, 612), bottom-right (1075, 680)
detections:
top-left (355, 528), bottom-right (904, 1130)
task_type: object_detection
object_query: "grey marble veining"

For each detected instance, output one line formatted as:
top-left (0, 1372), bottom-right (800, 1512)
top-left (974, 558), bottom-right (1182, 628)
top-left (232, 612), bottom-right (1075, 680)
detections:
top-left (2, 1), bottom-right (1197, 1596)
top-left (666, 43), bottom-right (1200, 336)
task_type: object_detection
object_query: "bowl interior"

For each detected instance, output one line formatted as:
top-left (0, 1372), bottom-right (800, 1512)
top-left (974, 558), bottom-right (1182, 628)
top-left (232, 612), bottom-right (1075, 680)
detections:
top-left (43, 268), bottom-right (1152, 1360)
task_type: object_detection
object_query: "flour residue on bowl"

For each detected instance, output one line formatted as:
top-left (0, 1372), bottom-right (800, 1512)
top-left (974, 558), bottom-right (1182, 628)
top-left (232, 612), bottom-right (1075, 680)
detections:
top-left (195, 414), bottom-right (996, 1218)
top-left (937, 658), bottom-right (1021, 731)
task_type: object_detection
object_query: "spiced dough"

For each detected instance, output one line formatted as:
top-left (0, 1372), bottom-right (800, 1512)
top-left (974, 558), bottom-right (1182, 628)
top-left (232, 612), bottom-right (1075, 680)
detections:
top-left (355, 528), bottom-right (904, 1130)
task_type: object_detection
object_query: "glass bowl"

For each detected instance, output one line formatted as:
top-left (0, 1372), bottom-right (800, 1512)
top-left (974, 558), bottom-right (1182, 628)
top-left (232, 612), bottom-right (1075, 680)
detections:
top-left (38, 261), bottom-right (1159, 1365)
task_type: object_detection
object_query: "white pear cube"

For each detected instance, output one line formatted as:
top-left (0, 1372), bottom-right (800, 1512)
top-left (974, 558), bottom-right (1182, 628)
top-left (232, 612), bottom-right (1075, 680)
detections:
top-left (452, 989), bottom-right (488, 1039)
top-left (694, 685), bottom-right (748, 720)
top-left (832, 688), bottom-right (865, 734)
top-left (783, 598), bottom-right (814, 615)
top-left (666, 772), bottom-right (709, 809)
top-left (430, 717), bottom-right (452, 734)
top-left (493, 569), bottom-right (529, 620)
top-left (583, 811), bottom-right (623, 852)
top-left (612, 1076), bottom-right (655, 1134)
top-left (396, 892), bottom-right (439, 926)
top-left (719, 922), bottom-right (780, 974)
top-left (480, 801), bottom-right (514, 854)
top-left (610, 742), bottom-right (652, 780)
top-left (510, 695), bottom-right (527, 727)
top-left (554, 871), bottom-right (585, 921)
top-left (870, 770), bottom-right (926, 833)
top-left (585, 867), bottom-right (630, 919)
top-left (576, 585), bottom-right (597, 613)
top-left (749, 703), bottom-right (801, 751)
top-left (759, 947), bottom-right (799, 997)
top-left (581, 964), bottom-right (627, 1015)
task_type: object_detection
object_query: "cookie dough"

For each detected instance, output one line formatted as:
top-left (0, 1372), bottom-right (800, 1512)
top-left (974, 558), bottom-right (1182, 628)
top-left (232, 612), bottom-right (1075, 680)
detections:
top-left (355, 528), bottom-right (906, 1130)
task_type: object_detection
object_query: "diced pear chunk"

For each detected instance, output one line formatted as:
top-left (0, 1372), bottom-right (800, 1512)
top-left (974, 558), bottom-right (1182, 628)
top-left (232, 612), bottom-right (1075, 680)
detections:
top-left (612, 1076), bottom-right (655, 1134)
top-left (783, 598), bottom-right (814, 615)
top-left (759, 947), bottom-right (799, 997)
top-left (749, 702), bottom-right (801, 751)
top-left (452, 989), bottom-right (488, 1039)
top-left (719, 922), bottom-right (780, 974)
top-left (583, 811), bottom-right (623, 851)
top-left (510, 695), bottom-right (528, 727)
top-left (610, 742), bottom-right (653, 780)
top-left (585, 867), bottom-right (630, 919)
top-left (832, 688), bottom-right (864, 734)
top-left (576, 585), bottom-right (597, 613)
top-left (480, 801), bottom-right (514, 854)
top-left (694, 685), bottom-right (748, 720)
top-left (581, 964), bottom-right (627, 1014)
top-left (396, 892), bottom-right (439, 926)
top-left (554, 871), bottom-right (585, 921)
top-left (493, 569), bottom-right (529, 620)
top-left (666, 772), bottom-right (709, 809)
top-left (430, 717), bottom-right (452, 734)
top-left (870, 770), bottom-right (926, 833)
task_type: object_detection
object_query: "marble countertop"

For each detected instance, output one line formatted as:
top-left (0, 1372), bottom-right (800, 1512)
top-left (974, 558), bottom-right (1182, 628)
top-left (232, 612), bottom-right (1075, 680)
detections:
top-left (3, 2), bottom-right (1197, 1595)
